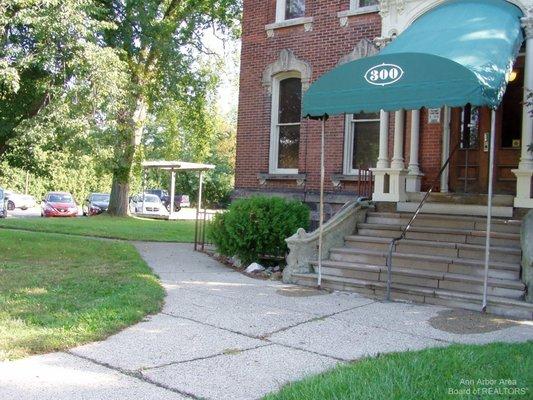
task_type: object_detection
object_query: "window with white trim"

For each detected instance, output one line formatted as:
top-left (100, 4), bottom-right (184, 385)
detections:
top-left (343, 112), bottom-right (380, 174)
top-left (350, 0), bottom-right (379, 9)
top-left (276, 0), bottom-right (305, 22)
top-left (270, 73), bottom-right (302, 173)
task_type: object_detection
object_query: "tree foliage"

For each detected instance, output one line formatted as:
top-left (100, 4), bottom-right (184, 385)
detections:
top-left (0, 0), bottom-right (241, 212)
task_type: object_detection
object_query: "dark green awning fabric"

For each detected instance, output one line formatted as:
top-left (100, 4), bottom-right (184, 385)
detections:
top-left (303, 0), bottom-right (524, 118)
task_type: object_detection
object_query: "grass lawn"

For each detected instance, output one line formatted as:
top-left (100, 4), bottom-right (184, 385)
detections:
top-left (0, 214), bottom-right (196, 242)
top-left (0, 229), bottom-right (165, 360)
top-left (264, 342), bottom-right (533, 400)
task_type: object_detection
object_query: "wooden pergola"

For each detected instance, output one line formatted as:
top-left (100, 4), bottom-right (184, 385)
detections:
top-left (141, 161), bottom-right (215, 221)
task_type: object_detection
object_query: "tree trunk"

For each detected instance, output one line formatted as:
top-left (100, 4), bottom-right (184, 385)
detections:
top-left (107, 98), bottom-right (148, 216)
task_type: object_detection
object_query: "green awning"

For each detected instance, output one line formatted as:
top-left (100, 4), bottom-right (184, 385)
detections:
top-left (303, 0), bottom-right (524, 118)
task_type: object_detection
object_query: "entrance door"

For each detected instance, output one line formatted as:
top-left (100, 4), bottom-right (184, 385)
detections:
top-left (449, 56), bottom-right (524, 195)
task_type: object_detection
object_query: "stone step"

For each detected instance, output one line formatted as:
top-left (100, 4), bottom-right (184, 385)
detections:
top-left (329, 247), bottom-right (521, 275)
top-left (292, 273), bottom-right (533, 320)
top-left (396, 201), bottom-right (513, 218)
top-left (366, 212), bottom-right (521, 234)
top-left (344, 235), bottom-right (522, 265)
top-left (310, 260), bottom-right (525, 299)
top-left (357, 223), bottom-right (521, 248)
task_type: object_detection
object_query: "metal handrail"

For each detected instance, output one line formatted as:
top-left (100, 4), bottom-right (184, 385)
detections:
top-left (385, 141), bottom-right (461, 301)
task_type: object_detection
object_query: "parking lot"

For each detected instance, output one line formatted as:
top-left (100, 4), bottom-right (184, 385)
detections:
top-left (5, 206), bottom-right (214, 220)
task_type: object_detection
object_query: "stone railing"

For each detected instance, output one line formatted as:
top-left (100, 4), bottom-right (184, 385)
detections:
top-left (283, 200), bottom-right (371, 283)
top-left (522, 210), bottom-right (533, 303)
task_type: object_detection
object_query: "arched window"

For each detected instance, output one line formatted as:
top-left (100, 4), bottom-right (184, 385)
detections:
top-left (270, 73), bottom-right (302, 173)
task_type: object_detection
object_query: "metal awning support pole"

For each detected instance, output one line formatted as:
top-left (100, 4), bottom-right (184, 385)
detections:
top-left (482, 109), bottom-right (497, 312)
top-left (317, 118), bottom-right (326, 289)
top-left (195, 171), bottom-right (204, 251)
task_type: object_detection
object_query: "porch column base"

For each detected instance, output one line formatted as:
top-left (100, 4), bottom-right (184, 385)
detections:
top-left (512, 169), bottom-right (533, 208)
top-left (406, 172), bottom-right (424, 193)
top-left (371, 168), bottom-right (408, 202)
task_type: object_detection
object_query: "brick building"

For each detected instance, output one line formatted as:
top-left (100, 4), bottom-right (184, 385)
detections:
top-left (235, 0), bottom-right (533, 218)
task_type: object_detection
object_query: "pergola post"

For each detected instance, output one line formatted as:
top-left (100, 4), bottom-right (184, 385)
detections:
top-left (169, 169), bottom-right (176, 220)
top-left (194, 171), bottom-right (204, 252)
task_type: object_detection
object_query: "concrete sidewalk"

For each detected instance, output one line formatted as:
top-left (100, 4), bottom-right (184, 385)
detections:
top-left (1, 243), bottom-right (532, 400)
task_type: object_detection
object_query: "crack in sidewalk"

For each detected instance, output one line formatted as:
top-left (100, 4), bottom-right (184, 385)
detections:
top-left (140, 343), bottom-right (273, 372)
top-left (65, 351), bottom-right (203, 400)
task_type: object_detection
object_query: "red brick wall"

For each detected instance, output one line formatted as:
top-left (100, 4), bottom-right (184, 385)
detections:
top-left (235, 0), bottom-right (442, 199)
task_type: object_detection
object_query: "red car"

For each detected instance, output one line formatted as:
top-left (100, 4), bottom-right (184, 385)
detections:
top-left (41, 192), bottom-right (79, 217)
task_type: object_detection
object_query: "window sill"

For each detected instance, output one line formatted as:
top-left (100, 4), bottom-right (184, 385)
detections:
top-left (258, 173), bottom-right (306, 186)
top-left (331, 173), bottom-right (374, 187)
top-left (265, 17), bottom-right (314, 38)
top-left (338, 6), bottom-right (379, 26)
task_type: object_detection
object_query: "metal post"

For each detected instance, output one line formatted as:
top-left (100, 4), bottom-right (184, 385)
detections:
top-left (317, 118), bottom-right (326, 289)
top-left (482, 110), bottom-right (497, 312)
top-left (142, 169), bottom-right (146, 213)
top-left (195, 171), bottom-right (204, 251)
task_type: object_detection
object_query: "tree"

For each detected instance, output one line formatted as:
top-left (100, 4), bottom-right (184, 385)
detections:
top-left (0, 0), bottom-right (129, 176)
top-left (1, 0), bottom-right (241, 216)
top-left (95, 0), bottom-right (241, 215)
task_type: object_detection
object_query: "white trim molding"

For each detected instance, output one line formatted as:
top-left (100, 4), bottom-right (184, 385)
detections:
top-left (262, 49), bottom-right (312, 93)
top-left (343, 113), bottom-right (381, 175)
top-left (338, 1), bottom-right (379, 27)
top-left (265, 17), bottom-right (314, 38)
top-left (266, 0), bottom-right (313, 37)
top-left (337, 39), bottom-right (379, 66)
top-left (268, 71), bottom-right (302, 175)
top-left (263, 50), bottom-right (310, 174)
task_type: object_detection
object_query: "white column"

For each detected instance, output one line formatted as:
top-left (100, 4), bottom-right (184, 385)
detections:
top-left (441, 106), bottom-right (451, 193)
top-left (391, 110), bottom-right (405, 169)
top-left (513, 14), bottom-right (533, 208)
top-left (520, 18), bottom-right (533, 170)
top-left (372, 109), bottom-right (407, 202)
top-left (407, 109), bottom-right (423, 192)
top-left (377, 110), bottom-right (390, 168)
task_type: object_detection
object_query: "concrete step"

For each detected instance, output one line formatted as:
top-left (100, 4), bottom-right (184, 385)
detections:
top-left (366, 212), bottom-right (521, 234)
top-left (344, 235), bottom-right (522, 265)
top-left (357, 223), bottom-right (521, 248)
top-left (329, 247), bottom-right (521, 276)
top-left (396, 201), bottom-right (513, 218)
top-left (310, 260), bottom-right (525, 299)
top-left (292, 273), bottom-right (533, 320)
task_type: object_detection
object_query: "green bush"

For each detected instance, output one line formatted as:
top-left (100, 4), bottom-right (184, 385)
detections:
top-left (209, 196), bottom-right (310, 265)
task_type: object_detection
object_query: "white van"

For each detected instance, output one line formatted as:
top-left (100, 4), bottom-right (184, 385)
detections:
top-left (0, 187), bottom-right (6, 218)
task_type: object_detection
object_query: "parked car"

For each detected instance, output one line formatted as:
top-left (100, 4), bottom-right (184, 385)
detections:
top-left (41, 192), bottom-right (78, 217)
top-left (176, 194), bottom-right (190, 208)
top-left (0, 187), bottom-right (6, 218)
top-left (129, 193), bottom-right (168, 216)
top-left (4, 190), bottom-right (37, 210)
top-left (146, 188), bottom-right (188, 212)
top-left (83, 193), bottom-right (110, 216)
top-left (146, 189), bottom-right (169, 202)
